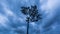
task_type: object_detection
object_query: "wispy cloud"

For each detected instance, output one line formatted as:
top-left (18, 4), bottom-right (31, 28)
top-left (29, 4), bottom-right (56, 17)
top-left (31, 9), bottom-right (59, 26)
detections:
top-left (1, 2), bottom-right (15, 16)
top-left (1, 1), bottom-right (26, 24)
top-left (40, 0), bottom-right (60, 32)
top-left (40, 0), bottom-right (60, 14)
top-left (0, 14), bottom-right (9, 26)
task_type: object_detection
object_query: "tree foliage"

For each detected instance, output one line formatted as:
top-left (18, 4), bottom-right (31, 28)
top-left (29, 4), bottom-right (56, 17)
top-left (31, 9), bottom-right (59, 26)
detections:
top-left (21, 5), bottom-right (42, 22)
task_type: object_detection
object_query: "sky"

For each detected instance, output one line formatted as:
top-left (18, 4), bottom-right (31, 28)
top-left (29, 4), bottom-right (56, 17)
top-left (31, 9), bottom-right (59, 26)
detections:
top-left (0, 0), bottom-right (60, 34)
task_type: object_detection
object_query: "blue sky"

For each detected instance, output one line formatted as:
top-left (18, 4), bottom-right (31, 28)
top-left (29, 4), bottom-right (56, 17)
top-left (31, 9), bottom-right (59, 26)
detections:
top-left (0, 0), bottom-right (60, 34)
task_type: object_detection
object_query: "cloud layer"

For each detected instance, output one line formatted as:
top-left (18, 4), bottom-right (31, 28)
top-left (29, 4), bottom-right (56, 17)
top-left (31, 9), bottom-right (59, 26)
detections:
top-left (0, 0), bottom-right (60, 34)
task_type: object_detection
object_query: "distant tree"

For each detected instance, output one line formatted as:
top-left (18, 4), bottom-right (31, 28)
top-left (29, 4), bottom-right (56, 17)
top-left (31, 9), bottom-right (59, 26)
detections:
top-left (21, 5), bottom-right (42, 34)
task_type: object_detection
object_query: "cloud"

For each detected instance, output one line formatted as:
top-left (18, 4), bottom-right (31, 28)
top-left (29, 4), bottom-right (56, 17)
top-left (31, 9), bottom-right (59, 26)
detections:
top-left (0, 14), bottom-right (9, 26)
top-left (4, 8), bottom-right (14, 16)
top-left (40, 0), bottom-right (60, 23)
top-left (0, 1), bottom-right (26, 25)
top-left (39, 0), bottom-right (60, 32)
top-left (1, 2), bottom-right (15, 16)
top-left (30, 22), bottom-right (36, 26)
top-left (40, 0), bottom-right (60, 14)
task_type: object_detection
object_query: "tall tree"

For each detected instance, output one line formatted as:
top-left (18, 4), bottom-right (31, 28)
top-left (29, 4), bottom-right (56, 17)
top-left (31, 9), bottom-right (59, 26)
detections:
top-left (21, 5), bottom-right (42, 34)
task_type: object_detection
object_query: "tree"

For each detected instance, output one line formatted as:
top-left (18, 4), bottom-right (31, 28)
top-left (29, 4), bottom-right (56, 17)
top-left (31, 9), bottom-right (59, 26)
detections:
top-left (21, 5), bottom-right (42, 34)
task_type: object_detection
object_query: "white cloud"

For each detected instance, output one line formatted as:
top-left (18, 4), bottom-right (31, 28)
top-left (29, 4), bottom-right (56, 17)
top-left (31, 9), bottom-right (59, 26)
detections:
top-left (47, 0), bottom-right (60, 9)
top-left (30, 22), bottom-right (36, 26)
top-left (1, 2), bottom-right (19, 22)
top-left (40, 0), bottom-right (60, 23)
top-left (0, 14), bottom-right (9, 26)
top-left (5, 8), bottom-right (14, 16)
top-left (1, 2), bottom-right (26, 24)
top-left (40, 0), bottom-right (60, 28)
top-left (1, 2), bottom-right (15, 16)
top-left (40, 0), bottom-right (60, 14)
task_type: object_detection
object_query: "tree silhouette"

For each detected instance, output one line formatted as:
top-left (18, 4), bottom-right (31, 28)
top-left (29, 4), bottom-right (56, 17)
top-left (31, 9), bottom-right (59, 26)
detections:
top-left (21, 5), bottom-right (42, 34)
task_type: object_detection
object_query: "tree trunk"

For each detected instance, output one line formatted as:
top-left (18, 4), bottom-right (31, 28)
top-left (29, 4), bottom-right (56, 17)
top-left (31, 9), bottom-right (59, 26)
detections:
top-left (27, 21), bottom-right (29, 34)
top-left (26, 17), bottom-right (29, 34)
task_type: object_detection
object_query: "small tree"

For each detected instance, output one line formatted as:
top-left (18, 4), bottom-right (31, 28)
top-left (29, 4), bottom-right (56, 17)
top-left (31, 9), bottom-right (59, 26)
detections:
top-left (21, 5), bottom-right (42, 34)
